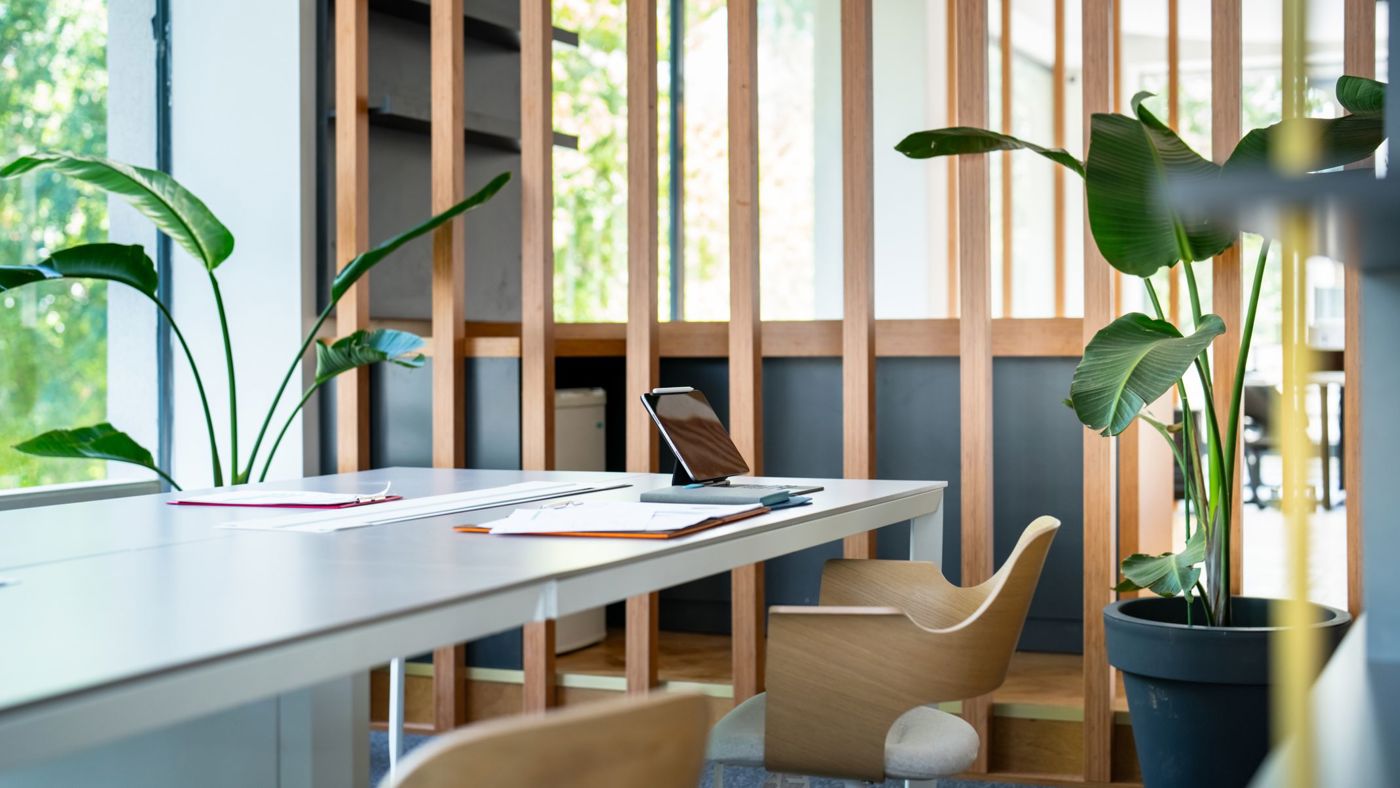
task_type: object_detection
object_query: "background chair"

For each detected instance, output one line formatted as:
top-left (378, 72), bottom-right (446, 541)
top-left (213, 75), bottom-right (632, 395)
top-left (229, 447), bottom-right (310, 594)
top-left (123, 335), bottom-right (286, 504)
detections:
top-left (386, 691), bottom-right (710, 788)
top-left (706, 517), bottom-right (1060, 785)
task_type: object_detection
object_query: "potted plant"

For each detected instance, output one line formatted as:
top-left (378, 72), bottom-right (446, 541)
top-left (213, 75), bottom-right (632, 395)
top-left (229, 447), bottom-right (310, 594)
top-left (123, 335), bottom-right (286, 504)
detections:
top-left (0, 154), bottom-right (510, 489)
top-left (896, 75), bottom-right (1384, 787)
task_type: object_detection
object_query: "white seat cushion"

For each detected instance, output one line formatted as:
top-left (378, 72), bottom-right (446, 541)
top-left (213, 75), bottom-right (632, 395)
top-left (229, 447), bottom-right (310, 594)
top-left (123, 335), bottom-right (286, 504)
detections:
top-left (706, 692), bottom-right (980, 780)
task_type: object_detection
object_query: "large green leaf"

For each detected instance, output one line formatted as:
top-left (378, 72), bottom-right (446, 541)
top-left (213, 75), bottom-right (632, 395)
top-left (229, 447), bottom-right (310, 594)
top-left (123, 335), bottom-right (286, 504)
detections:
top-left (1069, 312), bottom-right (1225, 437)
top-left (894, 127), bottom-right (1084, 177)
top-left (314, 329), bottom-right (426, 385)
top-left (15, 423), bottom-right (163, 477)
top-left (0, 244), bottom-right (158, 296)
top-left (1084, 96), bottom-right (1235, 276)
top-left (331, 172), bottom-right (511, 302)
top-left (0, 154), bottom-right (234, 270)
top-left (1336, 75), bottom-right (1386, 113)
top-left (1223, 114), bottom-right (1386, 174)
top-left (1115, 528), bottom-right (1206, 597)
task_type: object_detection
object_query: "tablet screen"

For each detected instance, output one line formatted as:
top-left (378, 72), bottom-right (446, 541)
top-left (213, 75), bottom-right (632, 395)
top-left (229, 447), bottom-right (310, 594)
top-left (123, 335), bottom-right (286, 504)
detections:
top-left (644, 390), bottom-right (749, 482)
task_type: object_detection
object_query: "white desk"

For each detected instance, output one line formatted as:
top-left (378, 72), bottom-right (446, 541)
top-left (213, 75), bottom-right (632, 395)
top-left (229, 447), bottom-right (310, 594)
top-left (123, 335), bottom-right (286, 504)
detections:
top-left (0, 468), bottom-right (944, 787)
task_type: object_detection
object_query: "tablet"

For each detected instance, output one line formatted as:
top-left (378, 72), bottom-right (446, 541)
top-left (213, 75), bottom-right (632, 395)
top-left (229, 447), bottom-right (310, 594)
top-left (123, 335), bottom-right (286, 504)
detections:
top-left (640, 388), bottom-right (749, 483)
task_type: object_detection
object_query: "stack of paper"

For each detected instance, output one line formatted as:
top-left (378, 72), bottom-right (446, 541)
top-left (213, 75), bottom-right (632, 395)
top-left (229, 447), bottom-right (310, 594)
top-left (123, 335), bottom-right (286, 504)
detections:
top-left (487, 501), bottom-right (762, 535)
top-left (172, 483), bottom-right (395, 508)
top-left (220, 481), bottom-right (621, 533)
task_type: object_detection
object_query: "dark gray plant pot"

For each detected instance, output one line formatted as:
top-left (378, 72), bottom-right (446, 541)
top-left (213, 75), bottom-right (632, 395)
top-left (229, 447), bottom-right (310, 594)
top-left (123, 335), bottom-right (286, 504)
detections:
top-left (1104, 596), bottom-right (1350, 788)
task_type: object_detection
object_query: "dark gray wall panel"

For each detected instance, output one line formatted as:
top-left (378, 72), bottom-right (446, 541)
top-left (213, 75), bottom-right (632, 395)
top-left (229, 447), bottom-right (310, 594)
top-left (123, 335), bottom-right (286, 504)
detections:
top-left (370, 358), bottom-right (520, 469)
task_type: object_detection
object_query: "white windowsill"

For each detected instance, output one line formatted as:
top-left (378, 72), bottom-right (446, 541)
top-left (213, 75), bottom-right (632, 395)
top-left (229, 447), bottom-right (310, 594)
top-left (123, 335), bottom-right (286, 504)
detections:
top-left (0, 477), bottom-right (163, 512)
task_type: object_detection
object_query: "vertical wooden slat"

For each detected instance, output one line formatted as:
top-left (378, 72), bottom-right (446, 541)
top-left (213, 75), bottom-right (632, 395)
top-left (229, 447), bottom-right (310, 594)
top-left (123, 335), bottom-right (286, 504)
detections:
top-left (958, 0), bottom-right (994, 770)
top-left (625, 0), bottom-right (661, 694)
top-left (429, 0), bottom-right (468, 732)
top-left (522, 619), bottom-right (556, 712)
top-left (334, 0), bottom-right (370, 473)
top-left (520, 0), bottom-right (558, 714)
top-left (999, 0), bottom-right (1013, 318)
top-left (946, 0), bottom-right (960, 318)
top-left (1110, 0), bottom-right (1125, 317)
top-left (1211, 0), bottom-right (1244, 596)
top-left (1081, 0), bottom-right (1116, 781)
top-left (521, 0), bottom-right (555, 474)
top-left (1342, 0), bottom-right (1373, 619)
top-left (1052, 0), bottom-right (1066, 317)
top-left (840, 0), bottom-right (878, 560)
top-left (727, 0), bottom-right (765, 705)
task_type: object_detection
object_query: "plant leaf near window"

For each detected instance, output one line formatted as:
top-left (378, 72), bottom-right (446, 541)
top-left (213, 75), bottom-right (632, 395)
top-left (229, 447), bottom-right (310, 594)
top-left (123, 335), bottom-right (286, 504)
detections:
top-left (898, 76), bottom-right (1387, 627)
top-left (1, 154), bottom-right (512, 489)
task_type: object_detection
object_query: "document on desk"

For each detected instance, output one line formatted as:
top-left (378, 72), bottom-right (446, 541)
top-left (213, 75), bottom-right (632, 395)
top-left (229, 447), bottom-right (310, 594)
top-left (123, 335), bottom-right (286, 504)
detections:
top-left (171, 483), bottom-right (398, 508)
top-left (487, 501), bottom-right (762, 535)
top-left (220, 481), bottom-right (625, 533)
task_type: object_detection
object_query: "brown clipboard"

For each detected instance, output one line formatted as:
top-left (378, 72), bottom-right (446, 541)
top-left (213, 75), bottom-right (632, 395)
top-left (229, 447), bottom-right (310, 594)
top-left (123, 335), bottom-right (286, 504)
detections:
top-left (452, 505), bottom-right (770, 539)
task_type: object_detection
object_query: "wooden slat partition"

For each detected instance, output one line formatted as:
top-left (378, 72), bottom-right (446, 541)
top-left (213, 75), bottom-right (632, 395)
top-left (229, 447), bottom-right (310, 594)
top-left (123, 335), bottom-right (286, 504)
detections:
top-left (1052, 0), bottom-right (1066, 317)
top-left (840, 0), bottom-right (878, 560)
top-left (1081, 0), bottom-right (1117, 780)
top-left (520, 0), bottom-right (557, 714)
top-left (945, 0), bottom-right (959, 318)
top-left (957, 0), bottom-right (994, 770)
top-left (334, 0), bottom-right (370, 473)
top-left (998, 0), bottom-right (1012, 319)
top-left (429, 0), bottom-right (469, 732)
top-left (1211, 0), bottom-right (1244, 596)
top-left (625, 0), bottom-right (661, 694)
top-left (727, 0), bottom-right (765, 705)
top-left (1343, 0), bottom-right (1372, 618)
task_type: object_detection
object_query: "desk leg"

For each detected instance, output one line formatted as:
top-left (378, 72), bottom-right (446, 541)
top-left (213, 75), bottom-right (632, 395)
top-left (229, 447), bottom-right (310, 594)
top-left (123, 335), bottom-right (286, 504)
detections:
top-left (910, 493), bottom-right (945, 565)
top-left (523, 619), bottom-right (557, 712)
top-left (626, 592), bottom-right (660, 694)
top-left (731, 563), bottom-right (765, 703)
top-left (387, 658), bottom-right (405, 776)
top-left (1320, 382), bottom-right (1333, 510)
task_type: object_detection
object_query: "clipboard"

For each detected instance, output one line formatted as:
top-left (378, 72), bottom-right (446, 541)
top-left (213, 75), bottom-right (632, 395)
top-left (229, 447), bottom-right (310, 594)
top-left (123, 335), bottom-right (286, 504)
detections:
top-left (452, 506), bottom-right (769, 539)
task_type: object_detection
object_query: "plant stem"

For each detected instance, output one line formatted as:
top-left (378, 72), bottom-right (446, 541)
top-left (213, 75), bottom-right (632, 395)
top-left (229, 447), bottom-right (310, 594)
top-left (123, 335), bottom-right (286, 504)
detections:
top-left (240, 303), bottom-right (333, 482)
top-left (258, 384), bottom-right (318, 482)
top-left (1145, 279), bottom-right (1210, 542)
top-left (208, 273), bottom-right (239, 484)
top-left (1224, 239), bottom-right (1273, 498)
top-left (148, 296), bottom-right (223, 486)
top-left (151, 464), bottom-right (183, 491)
top-left (1193, 581), bottom-right (1216, 627)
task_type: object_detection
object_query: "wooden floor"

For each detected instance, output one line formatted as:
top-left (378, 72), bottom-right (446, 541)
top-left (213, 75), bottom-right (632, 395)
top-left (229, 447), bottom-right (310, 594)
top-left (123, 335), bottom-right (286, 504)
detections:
top-left (558, 628), bottom-right (1128, 712)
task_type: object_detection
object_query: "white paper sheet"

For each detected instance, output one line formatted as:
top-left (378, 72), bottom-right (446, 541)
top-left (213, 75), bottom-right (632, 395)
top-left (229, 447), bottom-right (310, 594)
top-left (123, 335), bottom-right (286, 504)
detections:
top-left (487, 501), bottom-right (760, 534)
top-left (176, 483), bottom-right (393, 507)
top-left (220, 481), bottom-right (616, 533)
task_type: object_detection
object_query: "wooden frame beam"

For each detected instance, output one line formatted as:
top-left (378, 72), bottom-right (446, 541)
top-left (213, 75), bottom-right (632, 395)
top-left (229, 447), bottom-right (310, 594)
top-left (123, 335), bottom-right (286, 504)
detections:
top-left (945, 0), bottom-right (959, 318)
top-left (1081, 0), bottom-right (1117, 781)
top-left (840, 0), bottom-right (878, 560)
top-left (334, 0), bottom-right (370, 473)
top-left (1211, 0), bottom-right (1244, 596)
top-left (1343, 0), bottom-right (1373, 618)
top-left (625, 0), bottom-right (661, 694)
top-left (999, 0), bottom-right (1013, 319)
top-left (429, 0), bottom-right (469, 732)
top-left (957, 0), bottom-right (994, 770)
top-left (727, 0), bottom-right (765, 705)
top-left (1052, 0), bottom-right (1066, 318)
top-left (520, 0), bottom-right (558, 714)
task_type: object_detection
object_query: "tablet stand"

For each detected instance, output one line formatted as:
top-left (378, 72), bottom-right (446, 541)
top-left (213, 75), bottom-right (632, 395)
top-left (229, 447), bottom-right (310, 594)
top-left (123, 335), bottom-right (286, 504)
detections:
top-left (671, 461), bottom-right (696, 486)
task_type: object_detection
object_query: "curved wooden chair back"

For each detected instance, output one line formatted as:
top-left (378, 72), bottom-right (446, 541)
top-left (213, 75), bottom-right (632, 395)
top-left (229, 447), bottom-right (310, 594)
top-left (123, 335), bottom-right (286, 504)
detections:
top-left (387, 692), bottom-right (710, 788)
top-left (764, 516), bottom-right (1060, 781)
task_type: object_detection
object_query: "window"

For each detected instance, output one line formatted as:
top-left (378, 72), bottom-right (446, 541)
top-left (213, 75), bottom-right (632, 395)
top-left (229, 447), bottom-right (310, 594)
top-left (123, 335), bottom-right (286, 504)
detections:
top-left (0, 0), bottom-right (158, 491)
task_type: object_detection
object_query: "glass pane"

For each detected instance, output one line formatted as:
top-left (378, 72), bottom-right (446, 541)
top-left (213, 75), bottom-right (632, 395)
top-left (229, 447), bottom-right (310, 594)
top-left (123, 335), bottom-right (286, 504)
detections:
top-left (554, 0), bottom-right (630, 323)
top-left (677, 0), bottom-right (730, 321)
top-left (0, 0), bottom-right (113, 488)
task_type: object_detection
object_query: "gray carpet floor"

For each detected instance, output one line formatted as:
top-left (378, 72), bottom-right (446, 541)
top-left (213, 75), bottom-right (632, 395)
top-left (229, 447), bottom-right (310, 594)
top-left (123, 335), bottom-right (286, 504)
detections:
top-left (368, 731), bottom-right (1046, 788)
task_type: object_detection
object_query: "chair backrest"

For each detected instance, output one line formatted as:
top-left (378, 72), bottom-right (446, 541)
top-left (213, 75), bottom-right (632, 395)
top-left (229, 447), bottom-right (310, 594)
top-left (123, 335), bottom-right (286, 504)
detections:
top-left (386, 692), bottom-right (710, 788)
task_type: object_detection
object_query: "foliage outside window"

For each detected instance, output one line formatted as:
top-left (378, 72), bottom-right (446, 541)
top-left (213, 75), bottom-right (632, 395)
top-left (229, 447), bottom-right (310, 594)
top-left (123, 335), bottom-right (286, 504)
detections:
top-left (0, 0), bottom-right (109, 488)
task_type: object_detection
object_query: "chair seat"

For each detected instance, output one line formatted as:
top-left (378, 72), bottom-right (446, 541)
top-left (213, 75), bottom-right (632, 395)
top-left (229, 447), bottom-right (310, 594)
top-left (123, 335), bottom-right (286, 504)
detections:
top-left (705, 693), bottom-right (980, 781)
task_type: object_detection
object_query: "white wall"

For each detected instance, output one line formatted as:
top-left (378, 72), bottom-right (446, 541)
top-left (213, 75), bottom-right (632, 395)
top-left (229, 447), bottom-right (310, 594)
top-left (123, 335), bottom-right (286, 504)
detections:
top-left (169, 0), bottom-right (317, 487)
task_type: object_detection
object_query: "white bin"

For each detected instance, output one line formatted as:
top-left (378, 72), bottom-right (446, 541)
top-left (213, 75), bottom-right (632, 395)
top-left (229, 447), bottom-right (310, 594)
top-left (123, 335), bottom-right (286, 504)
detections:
top-left (553, 388), bottom-right (609, 653)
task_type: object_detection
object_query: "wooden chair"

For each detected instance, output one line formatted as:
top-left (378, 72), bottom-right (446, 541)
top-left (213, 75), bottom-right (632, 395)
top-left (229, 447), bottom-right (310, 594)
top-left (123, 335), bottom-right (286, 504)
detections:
top-left (707, 516), bottom-right (1060, 784)
top-left (386, 692), bottom-right (710, 788)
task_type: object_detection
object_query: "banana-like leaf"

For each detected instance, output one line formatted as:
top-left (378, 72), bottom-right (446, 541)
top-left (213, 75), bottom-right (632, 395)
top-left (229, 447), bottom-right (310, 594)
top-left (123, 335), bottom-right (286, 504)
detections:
top-left (332, 172), bottom-right (511, 302)
top-left (315, 329), bottom-right (426, 385)
top-left (894, 127), bottom-right (1085, 177)
top-left (1223, 114), bottom-right (1386, 175)
top-left (15, 423), bottom-right (162, 475)
top-left (0, 154), bottom-right (234, 270)
top-left (1070, 312), bottom-right (1225, 437)
top-left (0, 244), bottom-right (158, 296)
top-left (1336, 75), bottom-right (1386, 113)
top-left (1115, 528), bottom-right (1206, 597)
top-left (1084, 96), bottom-right (1235, 276)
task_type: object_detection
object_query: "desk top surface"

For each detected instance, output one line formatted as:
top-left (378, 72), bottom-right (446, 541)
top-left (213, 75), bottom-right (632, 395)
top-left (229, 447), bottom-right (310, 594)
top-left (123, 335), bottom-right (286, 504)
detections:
top-left (0, 468), bottom-right (942, 717)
